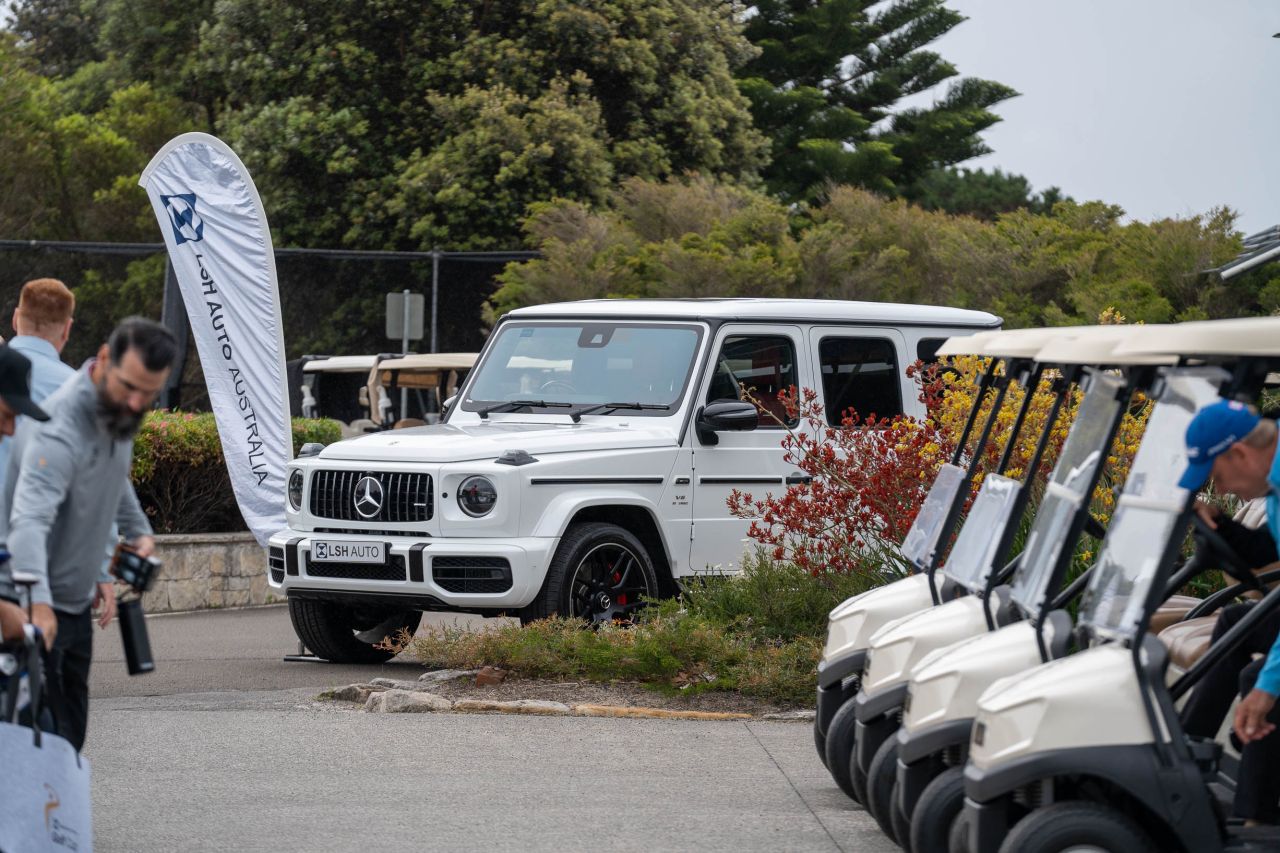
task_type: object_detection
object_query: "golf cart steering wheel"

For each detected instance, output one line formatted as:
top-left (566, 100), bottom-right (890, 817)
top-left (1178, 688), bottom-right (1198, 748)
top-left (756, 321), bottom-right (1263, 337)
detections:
top-left (1192, 513), bottom-right (1264, 593)
top-left (538, 379), bottom-right (577, 396)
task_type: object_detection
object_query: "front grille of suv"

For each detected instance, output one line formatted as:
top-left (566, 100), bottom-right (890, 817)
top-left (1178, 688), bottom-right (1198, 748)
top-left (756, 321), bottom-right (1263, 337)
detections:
top-left (309, 470), bottom-right (433, 523)
top-left (432, 557), bottom-right (513, 594)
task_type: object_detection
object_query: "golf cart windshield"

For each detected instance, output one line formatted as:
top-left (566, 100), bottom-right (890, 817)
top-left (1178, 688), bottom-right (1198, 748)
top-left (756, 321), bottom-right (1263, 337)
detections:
top-left (1078, 368), bottom-right (1229, 641)
top-left (942, 473), bottom-right (1023, 591)
top-left (1008, 370), bottom-right (1126, 613)
top-left (463, 322), bottom-right (703, 415)
top-left (901, 463), bottom-right (968, 571)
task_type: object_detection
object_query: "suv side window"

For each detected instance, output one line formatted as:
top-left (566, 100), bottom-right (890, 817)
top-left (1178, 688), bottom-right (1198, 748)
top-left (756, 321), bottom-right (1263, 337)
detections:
top-left (917, 337), bottom-right (948, 363)
top-left (819, 336), bottom-right (902, 425)
top-left (706, 335), bottom-right (798, 427)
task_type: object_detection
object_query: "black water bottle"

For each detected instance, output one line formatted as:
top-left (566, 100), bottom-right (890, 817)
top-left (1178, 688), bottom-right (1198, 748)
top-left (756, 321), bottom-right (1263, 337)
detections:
top-left (117, 598), bottom-right (155, 675)
top-left (110, 545), bottom-right (162, 676)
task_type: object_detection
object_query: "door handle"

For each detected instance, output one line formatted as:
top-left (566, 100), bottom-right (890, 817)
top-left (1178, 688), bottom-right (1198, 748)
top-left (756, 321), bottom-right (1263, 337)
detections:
top-left (785, 473), bottom-right (814, 485)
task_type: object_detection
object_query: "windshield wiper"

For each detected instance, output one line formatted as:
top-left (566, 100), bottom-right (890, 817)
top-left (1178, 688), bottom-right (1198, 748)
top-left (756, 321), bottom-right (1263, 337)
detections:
top-left (477, 400), bottom-right (573, 419)
top-left (567, 402), bottom-right (671, 423)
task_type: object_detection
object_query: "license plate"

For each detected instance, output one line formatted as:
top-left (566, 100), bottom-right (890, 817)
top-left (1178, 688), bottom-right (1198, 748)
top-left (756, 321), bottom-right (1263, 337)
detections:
top-left (310, 540), bottom-right (386, 563)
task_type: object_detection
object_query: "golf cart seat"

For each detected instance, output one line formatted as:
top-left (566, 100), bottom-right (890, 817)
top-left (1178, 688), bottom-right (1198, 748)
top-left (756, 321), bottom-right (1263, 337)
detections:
top-left (1150, 595), bottom-right (1204, 634)
top-left (1158, 615), bottom-right (1217, 672)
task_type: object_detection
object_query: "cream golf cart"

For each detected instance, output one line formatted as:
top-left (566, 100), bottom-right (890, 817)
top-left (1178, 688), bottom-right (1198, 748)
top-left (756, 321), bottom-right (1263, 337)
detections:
top-left (300, 355), bottom-right (385, 438)
top-left (819, 325), bottom-right (1081, 800)
top-left (962, 317), bottom-right (1280, 853)
top-left (848, 326), bottom-right (1182, 844)
top-left (365, 352), bottom-right (477, 429)
top-left (892, 331), bottom-right (1222, 851)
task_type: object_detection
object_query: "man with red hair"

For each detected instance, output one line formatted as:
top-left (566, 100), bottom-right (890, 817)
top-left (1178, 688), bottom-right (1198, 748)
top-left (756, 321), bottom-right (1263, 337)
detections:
top-left (0, 279), bottom-right (76, 484)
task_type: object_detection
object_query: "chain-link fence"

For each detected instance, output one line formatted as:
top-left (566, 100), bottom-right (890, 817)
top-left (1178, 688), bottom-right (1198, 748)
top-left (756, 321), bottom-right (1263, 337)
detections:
top-left (0, 241), bottom-right (534, 409)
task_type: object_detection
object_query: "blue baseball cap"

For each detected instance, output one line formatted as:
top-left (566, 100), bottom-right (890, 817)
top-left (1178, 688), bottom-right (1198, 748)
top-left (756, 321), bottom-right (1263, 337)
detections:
top-left (1179, 399), bottom-right (1262, 491)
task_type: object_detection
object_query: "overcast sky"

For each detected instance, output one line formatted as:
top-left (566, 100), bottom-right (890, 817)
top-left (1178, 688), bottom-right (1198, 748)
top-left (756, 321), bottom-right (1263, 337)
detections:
top-left (933, 0), bottom-right (1280, 234)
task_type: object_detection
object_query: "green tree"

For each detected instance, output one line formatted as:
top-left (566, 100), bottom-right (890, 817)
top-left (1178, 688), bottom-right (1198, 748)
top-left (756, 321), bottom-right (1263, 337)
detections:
top-left (489, 176), bottom-right (799, 321)
top-left (909, 167), bottom-right (1066, 220)
top-left (494, 178), bottom-right (1250, 332)
top-left (5, 0), bottom-right (102, 78)
top-left (96, 0), bottom-right (222, 128)
top-left (0, 34), bottom-right (197, 241)
top-left (202, 0), bottom-right (767, 251)
top-left (738, 0), bottom-right (1016, 202)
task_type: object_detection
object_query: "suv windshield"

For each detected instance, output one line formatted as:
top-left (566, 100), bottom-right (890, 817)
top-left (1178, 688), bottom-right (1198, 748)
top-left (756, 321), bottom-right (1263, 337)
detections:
top-left (462, 322), bottom-right (704, 416)
top-left (1008, 370), bottom-right (1126, 614)
top-left (1078, 368), bottom-right (1228, 641)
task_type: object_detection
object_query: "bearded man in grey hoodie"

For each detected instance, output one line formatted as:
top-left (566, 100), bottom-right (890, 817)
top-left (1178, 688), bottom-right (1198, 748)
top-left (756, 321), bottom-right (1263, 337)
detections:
top-left (0, 316), bottom-right (176, 750)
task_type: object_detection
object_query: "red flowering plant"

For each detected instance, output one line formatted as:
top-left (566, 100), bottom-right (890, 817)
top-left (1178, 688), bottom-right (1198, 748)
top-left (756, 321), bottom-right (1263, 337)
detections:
top-left (727, 365), bottom-right (958, 583)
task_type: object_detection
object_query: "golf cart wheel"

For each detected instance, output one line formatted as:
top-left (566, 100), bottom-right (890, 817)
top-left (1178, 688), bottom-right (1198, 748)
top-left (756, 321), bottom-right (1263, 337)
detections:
top-left (949, 808), bottom-right (972, 853)
top-left (823, 698), bottom-right (863, 803)
top-left (911, 765), bottom-right (964, 853)
top-left (521, 523), bottom-right (659, 624)
top-left (852, 759), bottom-right (869, 806)
top-left (866, 734), bottom-right (903, 843)
top-left (288, 597), bottom-right (421, 663)
top-left (891, 793), bottom-right (913, 853)
top-left (814, 719), bottom-right (829, 769)
top-left (998, 802), bottom-right (1154, 853)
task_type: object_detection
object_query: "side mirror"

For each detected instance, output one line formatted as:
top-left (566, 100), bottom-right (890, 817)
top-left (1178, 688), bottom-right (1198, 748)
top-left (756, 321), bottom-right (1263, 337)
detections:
top-left (696, 400), bottom-right (759, 445)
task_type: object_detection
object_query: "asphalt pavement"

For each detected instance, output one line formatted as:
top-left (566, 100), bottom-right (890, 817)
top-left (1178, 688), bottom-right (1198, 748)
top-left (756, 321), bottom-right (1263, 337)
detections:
top-left (84, 606), bottom-right (895, 852)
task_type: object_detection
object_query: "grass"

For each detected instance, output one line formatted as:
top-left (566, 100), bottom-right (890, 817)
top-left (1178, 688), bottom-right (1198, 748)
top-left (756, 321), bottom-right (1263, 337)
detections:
top-left (389, 552), bottom-right (879, 706)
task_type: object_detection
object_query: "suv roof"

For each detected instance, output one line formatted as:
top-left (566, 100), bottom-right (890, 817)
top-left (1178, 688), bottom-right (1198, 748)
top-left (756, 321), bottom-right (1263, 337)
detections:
top-left (506, 298), bottom-right (1001, 328)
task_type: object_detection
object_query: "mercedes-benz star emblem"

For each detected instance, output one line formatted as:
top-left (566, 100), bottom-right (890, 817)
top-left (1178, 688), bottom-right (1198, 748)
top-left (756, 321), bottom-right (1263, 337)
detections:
top-left (353, 476), bottom-right (384, 519)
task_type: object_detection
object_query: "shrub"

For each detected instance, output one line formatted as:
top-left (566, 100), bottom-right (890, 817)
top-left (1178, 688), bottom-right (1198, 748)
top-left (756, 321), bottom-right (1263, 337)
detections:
top-left (400, 597), bottom-right (823, 705)
top-left (132, 412), bottom-right (341, 533)
top-left (678, 549), bottom-right (876, 642)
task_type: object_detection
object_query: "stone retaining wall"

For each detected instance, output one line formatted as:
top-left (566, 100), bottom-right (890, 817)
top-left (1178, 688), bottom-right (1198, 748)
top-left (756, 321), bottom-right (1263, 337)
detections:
top-left (141, 532), bottom-right (275, 614)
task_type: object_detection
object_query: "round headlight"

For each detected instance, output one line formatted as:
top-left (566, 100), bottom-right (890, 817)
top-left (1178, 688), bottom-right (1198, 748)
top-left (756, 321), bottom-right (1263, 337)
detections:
top-left (288, 470), bottom-right (304, 511)
top-left (457, 476), bottom-right (497, 517)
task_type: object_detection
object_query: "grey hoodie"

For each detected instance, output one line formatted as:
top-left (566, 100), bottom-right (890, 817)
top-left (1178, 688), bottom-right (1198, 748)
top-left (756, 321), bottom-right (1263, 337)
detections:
top-left (0, 370), bottom-right (152, 612)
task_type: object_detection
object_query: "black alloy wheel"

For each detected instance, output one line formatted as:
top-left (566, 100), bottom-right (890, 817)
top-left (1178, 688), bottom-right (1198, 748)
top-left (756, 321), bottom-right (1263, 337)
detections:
top-left (522, 523), bottom-right (659, 624)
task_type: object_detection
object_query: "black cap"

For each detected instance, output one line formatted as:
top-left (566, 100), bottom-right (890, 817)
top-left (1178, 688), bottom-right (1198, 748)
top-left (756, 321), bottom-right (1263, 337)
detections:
top-left (0, 345), bottom-right (49, 422)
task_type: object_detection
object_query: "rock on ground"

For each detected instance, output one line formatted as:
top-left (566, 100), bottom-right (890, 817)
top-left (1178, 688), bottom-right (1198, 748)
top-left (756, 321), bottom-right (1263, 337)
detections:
top-left (364, 689), bottom-right (453, 713)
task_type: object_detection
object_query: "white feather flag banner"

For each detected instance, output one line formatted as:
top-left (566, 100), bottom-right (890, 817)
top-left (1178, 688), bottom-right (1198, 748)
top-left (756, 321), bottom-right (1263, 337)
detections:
top-left (140, 132), bottom-right (290, 546)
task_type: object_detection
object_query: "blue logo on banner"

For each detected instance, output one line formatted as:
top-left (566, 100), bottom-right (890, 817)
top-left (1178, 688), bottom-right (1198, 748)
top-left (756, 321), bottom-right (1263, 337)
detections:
top-left (160, 193), bottom-right (205, 244)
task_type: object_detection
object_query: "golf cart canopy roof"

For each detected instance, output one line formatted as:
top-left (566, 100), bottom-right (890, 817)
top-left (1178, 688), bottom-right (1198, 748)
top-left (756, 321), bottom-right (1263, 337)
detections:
top-left (934, 330), bottom-right (998, 357)
top-left (304, 355), bottom-right (380, 373)
top-left (1034, 325), bottom-right (1178, 366)
top-left (375, 353), bottom-right (477, 372)
top-left (975, 326), bottom-right (1077, 359)
top-left (1112, 316), bottom-right (1280, 358)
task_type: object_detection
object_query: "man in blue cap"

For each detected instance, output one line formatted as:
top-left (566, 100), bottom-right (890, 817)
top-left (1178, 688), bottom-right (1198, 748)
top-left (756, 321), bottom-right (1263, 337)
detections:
top-left (1178, 398), bottom-right (1280, 824)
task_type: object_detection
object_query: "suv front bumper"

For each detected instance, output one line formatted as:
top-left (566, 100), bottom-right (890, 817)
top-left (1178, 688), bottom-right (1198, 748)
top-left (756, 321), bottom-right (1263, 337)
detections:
top-left (267, 530), bottom-right (557, 611)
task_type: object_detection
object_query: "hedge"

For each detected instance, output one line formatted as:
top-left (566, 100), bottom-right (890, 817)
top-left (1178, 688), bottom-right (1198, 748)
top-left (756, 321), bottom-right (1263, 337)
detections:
top-left (131, 412), bottom-right (341, 534)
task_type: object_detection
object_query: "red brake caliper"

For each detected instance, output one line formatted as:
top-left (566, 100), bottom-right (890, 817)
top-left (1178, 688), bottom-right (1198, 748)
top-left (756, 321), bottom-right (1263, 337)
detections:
top-left (613, 567), bottom-right (626, 605)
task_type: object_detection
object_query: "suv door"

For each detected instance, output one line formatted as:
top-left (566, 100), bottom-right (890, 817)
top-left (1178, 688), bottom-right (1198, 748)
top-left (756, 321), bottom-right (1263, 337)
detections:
top-left (688, 325), bottom-right (811, 574)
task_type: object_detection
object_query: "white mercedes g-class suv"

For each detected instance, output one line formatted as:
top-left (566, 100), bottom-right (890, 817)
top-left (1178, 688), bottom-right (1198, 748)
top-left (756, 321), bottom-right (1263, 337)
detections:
top-left (271, 299), bottom-right (999, 662)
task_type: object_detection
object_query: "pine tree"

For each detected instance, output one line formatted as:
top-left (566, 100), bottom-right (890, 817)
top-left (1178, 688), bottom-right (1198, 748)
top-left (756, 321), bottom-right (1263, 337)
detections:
top-left (739, 0), bottom-right (1017, 202)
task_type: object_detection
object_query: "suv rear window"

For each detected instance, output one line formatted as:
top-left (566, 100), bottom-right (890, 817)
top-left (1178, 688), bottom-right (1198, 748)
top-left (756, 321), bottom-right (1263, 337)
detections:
top-left (819, 337), bottom-right (902, 424)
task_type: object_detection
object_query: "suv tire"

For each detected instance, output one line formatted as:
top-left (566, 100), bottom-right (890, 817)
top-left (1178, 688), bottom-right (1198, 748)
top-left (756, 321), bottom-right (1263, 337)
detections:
top-left (521, 522), bottom-right (659, 624)
top-left (289, 597), bottom-right (422, 663)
